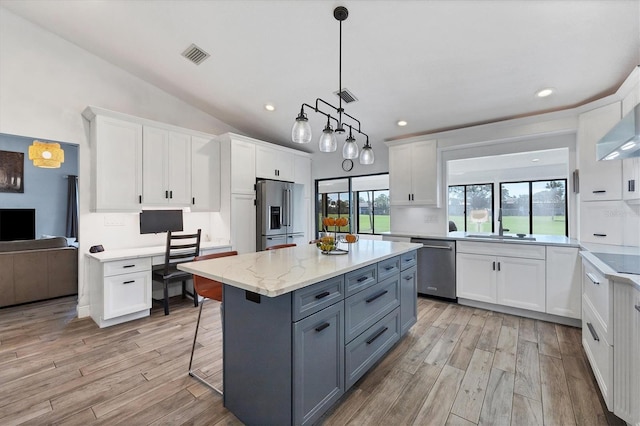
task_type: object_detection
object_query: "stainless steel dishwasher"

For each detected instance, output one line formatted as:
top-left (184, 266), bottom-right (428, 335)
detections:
top-left (410, 238), bottom-right (456, 300)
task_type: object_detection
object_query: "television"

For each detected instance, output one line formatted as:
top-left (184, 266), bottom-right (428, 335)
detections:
top-left (0, 208), bottom-right (36, 241)
top-left (139, 209), bottom-right (183, 234)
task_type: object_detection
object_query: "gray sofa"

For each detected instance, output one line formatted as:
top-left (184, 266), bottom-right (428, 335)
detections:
top-left (0, 237), bottom-right (78, 308)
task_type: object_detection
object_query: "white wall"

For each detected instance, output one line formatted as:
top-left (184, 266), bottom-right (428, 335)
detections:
top-left (0, 9), bottom-right (240, 316)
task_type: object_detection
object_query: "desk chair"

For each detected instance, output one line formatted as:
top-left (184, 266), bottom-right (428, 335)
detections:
top-left (188, 250), bottom-right (238, 394)
top-left (265, 243), bottom-right (297, 250)
top-left (152, 229), bottom-right (201, 315)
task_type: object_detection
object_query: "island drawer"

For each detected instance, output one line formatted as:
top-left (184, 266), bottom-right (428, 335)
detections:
top-left (378, 256), bottom-right (400, 282)
top-left (293, 275), bottom-right (344, 322)
top-left (582, 259), bottom-right (613, 342)
top-left (400, 251), bottom-right (417, 271)
top-left (345, 307), bottom-right (400, 388)
top-left (345, 264), bottom-right (377, 297)
top-left (345, 275), bottom-right (400, 343)
top-left (104, 258), bottom-right (151, 276)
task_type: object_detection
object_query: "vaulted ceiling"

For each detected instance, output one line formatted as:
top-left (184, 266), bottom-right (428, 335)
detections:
top-left (2, 0), bottom-right (639, 154)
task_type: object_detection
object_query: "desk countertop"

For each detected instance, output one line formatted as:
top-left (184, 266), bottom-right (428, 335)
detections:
top-left (86, 241), bottom-right (232, 262)
top-left (178, 240), bottom-right (421, 297)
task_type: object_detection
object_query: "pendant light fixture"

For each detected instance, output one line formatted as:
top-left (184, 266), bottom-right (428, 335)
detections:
top-left (290, 6), bottom-right (374, 165)
top-left (28, 140), bottom-right (64, 168)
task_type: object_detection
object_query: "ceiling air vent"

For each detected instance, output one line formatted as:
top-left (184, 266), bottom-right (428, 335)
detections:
top-left (181, 44), bottom-right (210, 65)
top-left (334, 88), bottom-right (358, 104)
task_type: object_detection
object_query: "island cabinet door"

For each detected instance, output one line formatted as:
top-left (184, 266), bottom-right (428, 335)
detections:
top-left (293, 301), bottom-right (344, 426)
top-left (400, 265), bottom-right (417, 335)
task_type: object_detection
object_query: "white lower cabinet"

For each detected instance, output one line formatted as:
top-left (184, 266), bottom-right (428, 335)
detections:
top-left (613, 282), bottom-right (640, 425)
top-left (582, 298), bottom-right (613, 410)
top-left (89, 257), bottom-right (152, 328)
top-left (546, 246), bottom-right (581, 319)
top-left (457, 242), bottom-right (545, 313)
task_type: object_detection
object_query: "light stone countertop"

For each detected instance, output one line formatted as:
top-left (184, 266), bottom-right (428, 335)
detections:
top-left (178, 240), bottom-right (422, 297)
top-left (381, 231), bottom-right (580, 247)
top-left (579, 242), bottom-right (640, 290)
top-left (86, 241), bottom-right (232, 262)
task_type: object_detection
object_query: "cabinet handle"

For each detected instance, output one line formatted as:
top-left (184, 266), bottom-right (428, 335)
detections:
top-left (404, 275), bottom-right (413, 280)
top-left (384, 265), bottom-right (395, 271)
top-left (123, 264), bottom-right (136, 269)
top-left (123, 280), bottom-right (135, 284)
top-left (366, 326), bottom-right (388, 345)
top-left (497, 262), bottom-right (501, 272)
top-left (593, 233), bottom-right (607, 237)
top-left (315, 291), bottom-right (330, 299)
top-left (169, 191), bottom-right (173, 199)
top-left (192, 197), bottom-right (195, 205)
top-left (165, 190), bottom-right (169, 199)
top-left (586, 272), bottom-right (600, 285)
top-left (357, 276), bottom-right (369, 283)
top-left (139, 195), bottom-right (142, 204)
top-left (492, 261), bottom-right (496, 271)
top-left (592, 190), bottom-right (606, 194)
top-left (408, 194), bottom-right (411, 201)
top-left (586, 322), bottom-right (599, 342)
top-left (366, 290), bottom-right (388, 303)
top-left (634, 305), bottom-right (640, 313)
top-left (411, 194), bottom-right (414, 201)
top-left (315, 322), bottom-right (330, 332)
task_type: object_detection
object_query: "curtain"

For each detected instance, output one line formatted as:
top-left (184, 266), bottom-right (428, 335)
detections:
top-left (66, 175), bottom-right (79, 240)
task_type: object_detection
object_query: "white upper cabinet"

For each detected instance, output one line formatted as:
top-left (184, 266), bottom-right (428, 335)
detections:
top-left (622, 157), bottom-right (640, 203)
top-left (294, 154), bottom-right (312, 198)
top-left (256, 145), bottom-right (294, 181)
top-left (578, 102), bottom-right (622, 201)
top-left (83, 106), bottom-right (218, 212)
top-left (142, 126), bottom-right (191, 206)
top-left (389, 139), bottom-right (439, 206)
top-left (88, 113), bottom-right (143, 212)
top-left (191, 136), bottom-right (221, 212)
top-left (231, 138), bottom-right (256, 194)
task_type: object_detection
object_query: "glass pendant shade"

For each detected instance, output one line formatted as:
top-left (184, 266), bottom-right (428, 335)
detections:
top-left (291, 116), bottom-right (312, 144)
top-left (319, 129), bottom-right (337, 152)
top-left (359, 145), bottom-right (374, 165)
top-left (342, 138), bottom-right (359, 159)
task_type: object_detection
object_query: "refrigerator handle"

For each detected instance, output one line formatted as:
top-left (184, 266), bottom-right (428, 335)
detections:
top-left (288, 188), bottom-right (293, 227)
top-left (282, 189), bottom-right (289, 227)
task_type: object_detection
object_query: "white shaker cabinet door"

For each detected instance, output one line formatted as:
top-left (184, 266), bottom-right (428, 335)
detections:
top-left (496, 256), bottom-right (546, 313)
top-left (93, 116), bottom-right (143, 211)
top-left (456, 253), bottom-right (496, 304)
top-left (546, 246), bottom-right (581, 319)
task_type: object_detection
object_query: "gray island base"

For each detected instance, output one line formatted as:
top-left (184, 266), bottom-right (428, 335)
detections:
top-left (178, 240), bottom-right (420, 425)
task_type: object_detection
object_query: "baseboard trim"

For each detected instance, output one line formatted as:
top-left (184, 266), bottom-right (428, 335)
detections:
top-left (458, 298), bottom-right (582, 327)
top-left (77, 304), bottom-right (91, 318)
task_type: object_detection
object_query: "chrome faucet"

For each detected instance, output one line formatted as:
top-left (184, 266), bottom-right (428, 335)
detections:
top-left (498, 208), bottom-right (504, 236)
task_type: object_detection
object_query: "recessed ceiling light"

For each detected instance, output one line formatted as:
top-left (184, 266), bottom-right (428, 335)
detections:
top-left (264, 104), bottom-right (275, 112)
top-left (531, 158), bottom-right (540, 162)
top-left (536, 88), bottom-right (554, 98)
top-left (397, 120), bottom-right (408, 127)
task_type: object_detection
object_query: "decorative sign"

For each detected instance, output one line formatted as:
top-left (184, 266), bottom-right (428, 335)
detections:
top-left (0, 150), bottom-right (24, 193)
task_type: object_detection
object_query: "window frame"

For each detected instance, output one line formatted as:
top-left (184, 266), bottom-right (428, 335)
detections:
top-left (499, 178), bottom-right (568, 236)
top-left (355, 188), bottom-right (390, 235)
top-left (447, 182), bottom-right (495, 233)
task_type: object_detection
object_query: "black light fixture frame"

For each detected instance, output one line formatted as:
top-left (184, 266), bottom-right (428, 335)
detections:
top-left (294, 6), bottom-right (372, 153)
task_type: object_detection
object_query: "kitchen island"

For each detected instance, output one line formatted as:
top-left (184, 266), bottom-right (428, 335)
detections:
top-left (178, 240), bottom-right (420, 426)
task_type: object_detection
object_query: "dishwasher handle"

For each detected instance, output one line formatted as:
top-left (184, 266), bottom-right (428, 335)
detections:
top-left (419, 244), bottom-right (453, 250)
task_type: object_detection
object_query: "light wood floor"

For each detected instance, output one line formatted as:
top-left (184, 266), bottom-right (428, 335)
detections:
top-left (0, 295), bottom-right (624, 426)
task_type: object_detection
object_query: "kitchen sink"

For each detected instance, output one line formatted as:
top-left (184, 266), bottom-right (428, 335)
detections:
top-left (466, 234), bottom-right (537, 241)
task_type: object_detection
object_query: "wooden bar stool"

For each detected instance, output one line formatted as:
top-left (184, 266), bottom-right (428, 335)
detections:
top-left (188, 250), bottom-right (237, 394)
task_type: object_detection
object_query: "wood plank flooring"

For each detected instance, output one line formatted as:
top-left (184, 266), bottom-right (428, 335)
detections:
top-left (0, 296), bottom-right (624, 425)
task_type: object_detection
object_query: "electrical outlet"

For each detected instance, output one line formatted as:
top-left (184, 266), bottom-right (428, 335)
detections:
top-left (104, 214), bottom-right (124, 226)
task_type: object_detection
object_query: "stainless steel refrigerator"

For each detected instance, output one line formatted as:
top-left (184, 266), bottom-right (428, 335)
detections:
top-left (256, 179), bottom-right (306, 251)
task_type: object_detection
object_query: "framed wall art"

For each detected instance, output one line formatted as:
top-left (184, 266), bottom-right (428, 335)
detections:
top-left (0, 150), bottom-right (24, 193)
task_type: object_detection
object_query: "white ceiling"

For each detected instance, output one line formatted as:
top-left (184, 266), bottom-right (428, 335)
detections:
top-left (2, 1), bottom-right (639, 156)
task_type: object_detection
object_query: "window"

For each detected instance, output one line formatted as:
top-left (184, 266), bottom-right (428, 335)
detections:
top-left (356, 190), bottom-right (390, 234)
top-left (500, 179), bottom-right (567, 236)
top-left (316, 174), bottom-right (389, 236)
top-left (448, 184), bottom-right (494, 232)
